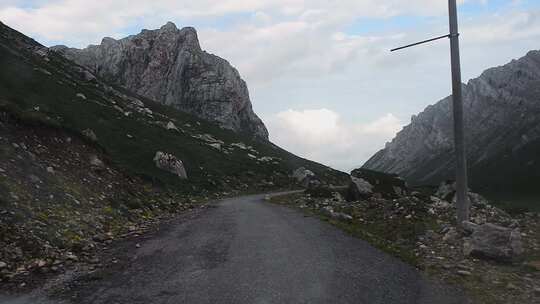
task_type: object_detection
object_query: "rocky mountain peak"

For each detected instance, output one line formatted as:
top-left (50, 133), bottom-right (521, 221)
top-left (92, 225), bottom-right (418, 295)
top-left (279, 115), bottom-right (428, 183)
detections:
top-left (363, 49), bottom-right (540, 191)
top-left (52, 22), bottom-right (269, 140)
top-left (160, 21), bottom-right (178, 32)
top-left (100, 36), bottom-right (117, 45)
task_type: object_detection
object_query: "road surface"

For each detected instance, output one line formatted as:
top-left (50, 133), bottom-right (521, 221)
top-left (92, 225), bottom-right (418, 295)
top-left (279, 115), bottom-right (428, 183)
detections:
top-left (1, 193), bottom-right (469, 304)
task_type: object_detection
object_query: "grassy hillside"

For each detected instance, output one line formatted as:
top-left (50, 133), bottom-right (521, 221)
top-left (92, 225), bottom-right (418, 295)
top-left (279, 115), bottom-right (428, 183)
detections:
top-left (0, 21), bottom-right (347, 193)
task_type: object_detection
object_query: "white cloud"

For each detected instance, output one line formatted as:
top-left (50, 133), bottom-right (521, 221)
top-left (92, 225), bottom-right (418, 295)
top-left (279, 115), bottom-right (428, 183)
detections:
top-left (463, 10), bottom-right (540, 45)
top-left (266, 109), bottom-right (403, 171)
top-left (0, 0), bottom-right (475, 47)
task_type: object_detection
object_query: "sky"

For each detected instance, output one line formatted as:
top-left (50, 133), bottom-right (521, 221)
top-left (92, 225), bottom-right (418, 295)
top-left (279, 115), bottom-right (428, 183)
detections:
top-left (1, 0), bottom-right (540, 171)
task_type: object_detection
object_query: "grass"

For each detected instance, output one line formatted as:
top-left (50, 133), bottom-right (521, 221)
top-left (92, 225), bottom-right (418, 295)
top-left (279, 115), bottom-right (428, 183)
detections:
top-left (270, 193), bottom-right (423, 266)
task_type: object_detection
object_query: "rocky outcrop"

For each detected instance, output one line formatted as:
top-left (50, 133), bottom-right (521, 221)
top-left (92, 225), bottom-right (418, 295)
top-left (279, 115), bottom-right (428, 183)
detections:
top-left (52, 22), bottom-right (268, 140)
top-left (363, 50), bottom-right (540, 190)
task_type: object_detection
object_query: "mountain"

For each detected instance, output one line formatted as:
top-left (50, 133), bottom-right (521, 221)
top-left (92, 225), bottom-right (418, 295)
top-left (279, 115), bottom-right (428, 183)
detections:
top-left (363, 50), bottom-right (540, 193)
top-left (51, 22), bottom-right (268, 140)
top-left (0, 21), bottom-right (348, 281)
top-left (0, 20), bottom-right (347, 191)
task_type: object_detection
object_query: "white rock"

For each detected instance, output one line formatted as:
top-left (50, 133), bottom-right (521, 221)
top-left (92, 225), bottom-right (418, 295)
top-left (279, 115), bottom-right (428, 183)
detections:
top-left (209, 143), bottom-right (222, 150)
top-left (349, 176), bottom-right (374, 197)
top-left (231, 142), bottom-right (248, 150)
top-left (166, 121), bottom-right (179, 131)
top-left (153, 151), bottom-right (188, 179)
top-left (76, 93), bottom-right (87, 100)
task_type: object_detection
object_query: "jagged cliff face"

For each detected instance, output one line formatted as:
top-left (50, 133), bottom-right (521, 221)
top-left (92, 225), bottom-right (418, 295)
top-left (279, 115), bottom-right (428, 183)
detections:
top-left (364, 50), bottom-right (540, 191)
top-left (52, 22), bottom-right (269, 140)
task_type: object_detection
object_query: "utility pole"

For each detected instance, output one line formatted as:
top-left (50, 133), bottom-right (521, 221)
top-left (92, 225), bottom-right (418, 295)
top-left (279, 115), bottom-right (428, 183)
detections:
top-left (391, 0), bottom-right (470, 225)
top-left (448, 0), bottom-right (469, 225)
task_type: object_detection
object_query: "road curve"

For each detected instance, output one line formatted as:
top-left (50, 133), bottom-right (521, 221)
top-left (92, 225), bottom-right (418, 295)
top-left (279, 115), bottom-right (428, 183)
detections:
top-left (3, 193), bottom-right (470, 304)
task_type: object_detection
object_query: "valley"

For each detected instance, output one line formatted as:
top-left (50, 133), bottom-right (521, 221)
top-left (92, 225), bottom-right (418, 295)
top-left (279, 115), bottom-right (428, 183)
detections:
top-left (0, 9), bottom-right (539, 304)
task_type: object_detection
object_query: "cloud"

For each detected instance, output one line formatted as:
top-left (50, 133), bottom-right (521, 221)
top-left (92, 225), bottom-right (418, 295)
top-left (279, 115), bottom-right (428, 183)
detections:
top-left (201, 22), bottom-right (384, 86)
top-left (266, 109), bottom-right (403, 171)
top-left (0, 0), bottom-right (475, 47)
top-left (463, 10), bottom-right (540, 45)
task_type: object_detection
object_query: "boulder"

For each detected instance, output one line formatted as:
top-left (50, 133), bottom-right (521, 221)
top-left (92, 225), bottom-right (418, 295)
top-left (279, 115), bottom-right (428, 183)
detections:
top-left (292, 167), bottom-right (316, 188)
top-left (435, 181), bottom-right (455, 201)
top-left (153, 151), bottom-right (188, 179)
top-left (348, 168), bottom-right (407, 200)
top-left (463, 222), bottom-right (524, 262)
top-left (347, 176), bottom-right (374, 201)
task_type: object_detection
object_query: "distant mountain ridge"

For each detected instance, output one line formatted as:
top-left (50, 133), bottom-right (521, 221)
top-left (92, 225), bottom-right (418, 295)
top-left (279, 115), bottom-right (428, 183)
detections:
top-left (363, 50), bottom-right (540, 192)
top-left (51, 22), bottom-right (268, 140)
